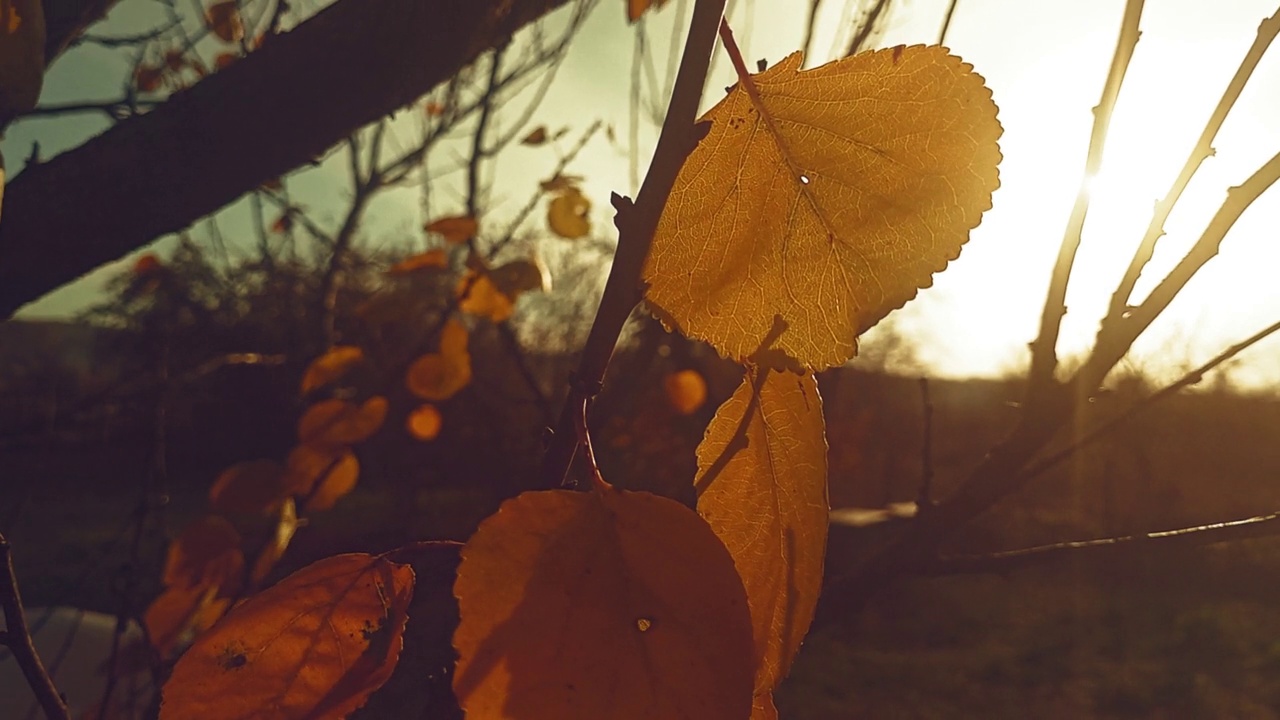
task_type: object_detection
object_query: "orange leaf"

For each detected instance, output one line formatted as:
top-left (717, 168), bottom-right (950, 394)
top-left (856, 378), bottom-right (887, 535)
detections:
top-left (284, 444), bottom-right (358, 497)
top-left (696, 367), bottom-right (828, 694)
top-left (424, 214), bottom-right (478, 245)
top-left (546, 186), bottom-right (591, 239)
top-left (386, 249), bottom-right (449, 276)
top-left (627, 0), bottom-right (671, 22)
top-left (405, 321), bottom-right (471, 401)
top-left (406, 404), bottom-right (443, 441)
top-left (213, 51), bottom-right (237, 70)
top-left (664, 369), bottom-right (707, 415)
top-left (300, 345), bottom-right (364, 394)
top-left (133, 64), bottom-right (164, 92)
top-left (644, 47), bottom-right (1002, 370)
top-left (297, 397), bottom-right (387, 447)
top-left (251, 499), bottom-right (298, 585)
top-left (162, 515), bottom-right (244, 591)
top-left (159, 554), bottom-right (414, 720)
top-left (145, 584), bottom-right (214, 657)
top-left (205, 0), bottom-right (244, 43)
top-left (424, 100), bottom-right (445, 117)
top-left (456, 271), bottom-right (514, 322)
top-left (752, 693), bottom-right (779, 720)
top-left (132, 253), bottom-right (163, 275)
top-left (453, 484), bottom-right (755, 719)
top-left (303, 454), bottom-right (361, 513)
top-left (520, 126), bottom-right (548, 146)
top-left (208, 459), bottom-right (289, 514)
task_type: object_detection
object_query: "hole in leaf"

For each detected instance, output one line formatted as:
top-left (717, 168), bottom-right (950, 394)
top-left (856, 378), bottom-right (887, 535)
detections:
top-left (799, 174), bottom-right (810, 185)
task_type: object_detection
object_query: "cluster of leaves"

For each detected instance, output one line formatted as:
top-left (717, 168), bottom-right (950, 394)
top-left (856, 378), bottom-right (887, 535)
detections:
top-left (133, 1), bottom-right (256, 93)
top-left (150, 9), bottom-right (1002, 713)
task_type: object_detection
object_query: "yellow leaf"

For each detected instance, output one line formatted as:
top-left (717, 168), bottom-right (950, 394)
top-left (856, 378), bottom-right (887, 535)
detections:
top-left (300, 345), bottom-right (364, 394)
top-left (440, 316), bottom-right (469, 357)
top-left (425, 214), bottom-right (478, 244)
top-left (160, 553), bottom-right (414, 720)
top-left (489, 257), bottom-right (551, 299)
top-left (664, 369), bottom-right (707, 415)
top-left (0, 0), bottom-right (45, 119)
top-left (162, 515), bottom-right (244, 592)
top-left (251, 499), bottom-right (298, 584)
top-left (386, 248), bottom-right (449, 275)
top-left (406, 404), bottom-right (443, 441)
top-left (205, 0), bottom-right (244, 43)
top-left (644, 47), bottom-right (1002, 370)
top-left (285, 444), bottom-right (359, 499)
top-left (208, 459), bottom-right (289, 514)
top-left (453, 485), bottom-right (754, 719)
top-left (457, 271), bottom-right (515, 322)
top-left (297, 397), bottom-right (388, 446)
top-left (695, 367), bottom-right (828, 694)
top-left (406, 320), bottom-right (471, 400)
top-left (547, 186), bottom-right (591, 239)
top-left (627, 0), bottom-right (671, 23)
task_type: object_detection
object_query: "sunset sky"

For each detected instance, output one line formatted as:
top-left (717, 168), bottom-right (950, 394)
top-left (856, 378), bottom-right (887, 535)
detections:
top-left (9, 0), bottom-right (1280, 387)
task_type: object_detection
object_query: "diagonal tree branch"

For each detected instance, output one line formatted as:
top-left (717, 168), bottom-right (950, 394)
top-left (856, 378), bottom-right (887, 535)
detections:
top-left (0, 0), bottom-right (574, 319)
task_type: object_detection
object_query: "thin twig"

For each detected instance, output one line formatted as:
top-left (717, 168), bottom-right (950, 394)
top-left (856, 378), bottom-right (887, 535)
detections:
top-left (539, 0), bottom-right (728, 489)
top-left (845, 0), bottom-right (891, 56)
top-left (0, 532), bottom-right (70, 720)
top-left (937, 0), bottom-right (959, 45)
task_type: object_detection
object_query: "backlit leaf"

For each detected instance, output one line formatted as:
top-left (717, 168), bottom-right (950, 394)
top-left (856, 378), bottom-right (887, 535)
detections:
top-left (406, 404), bottom-right (443, 441)
top-left (644, 47), bottom-right (1002, 369)
top-left (300, 345), bottom-right (364, 394)
top-left (285, 444), bottom-right (358, 499)
top-left (146, 584), bottom-right (224, 657)
top-left (386, 249), bottom-right (449, 275)
top-left (664, 369), bottom-right (707, 415)
top-left (425, 214), bottom-right (478, 245)
top-left (251, 499), bottom-right (298, 585)
top-left (160, 553), bottom-right (414, 720)
top-left (406, 320), bottom-right (471, 401)
top-left (297, 397), bottom-right (387, 447)
top-left (453, 484), bottom-right (754, 720)
top-left (163, 515), bottom-right (244, 591)
top-left (205, 1), bottom-right (244, 43)
top-left (752, 693), bottom-right (779, 720)
top-left (208, 459), bottom-right (289, 514)
top-left (696, 367), bottom-right (828, 693)
top-left (547, 186), bottom-right (591, 239)
top-left (457, 271), bottom-right (514, 322)
top-left (489, 257), bottom-right (551, 299)
top-left (302, 454), bottom-right (361, 513)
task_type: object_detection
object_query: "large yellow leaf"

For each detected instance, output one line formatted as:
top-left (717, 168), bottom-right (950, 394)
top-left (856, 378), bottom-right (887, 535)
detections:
top-left (453, 484), bottom-right (754, 720)
top-left (644, 47), bottom-right (1002, 370)
top-left (160, 553), bottom-right (414, 720)
top-left (696, 367), bottom-right (828, 694)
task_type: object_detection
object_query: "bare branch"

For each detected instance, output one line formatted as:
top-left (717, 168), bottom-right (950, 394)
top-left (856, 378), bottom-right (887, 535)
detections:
top-left (0, 533), bottom-right (70, 720)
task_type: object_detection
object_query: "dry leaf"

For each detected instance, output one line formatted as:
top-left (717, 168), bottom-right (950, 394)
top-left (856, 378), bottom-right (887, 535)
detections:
top-left (297, 397), bottom-right (388, 447)
top-left (386, 249), bottom-right (449, 275)
top-left (489, 257), bottom-right (551, 298)
top-left (425, 215), bottom-right (478, 245)
top-left (160, 553), bottom-right (413, 720)
top-left (456, 271), bottom-right (514, 323)
top-left (302, 454), bottom-right (361, 512)
top-left (285, 444), bottom-right (358, 499)
top-left (406, 404), bottom-right (443, 441)
top-left (162, 515), bottom-right (244, 591)
top-left (453, 484), bottom-right (755, 719)
top-left (406, 319), bottom-right (471, 401)
top-left (208, 459), bottom-right (289, 514)
top-left (644, 47), bottom-right (1002, 369)
top-left (205, 0), bottom-right (243, 43)
top-left (664, 369), bottom-right (707, 415)
top-left (520, 126), bottom-right (548, 146)
top-left (547, 187), bottom-right (591, 239)
top-left (696, 367), bottom-right (828, 694)
top-left (627, 0), bottom-right (671, 23)
top-left (300, 345), bottom-right (364, 394)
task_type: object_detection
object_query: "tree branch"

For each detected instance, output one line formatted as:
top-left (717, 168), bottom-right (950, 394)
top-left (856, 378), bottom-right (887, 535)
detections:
top-left (0, 532), bottom-right (70, 720)
top-left (0, 0), bottom-right (575, 319)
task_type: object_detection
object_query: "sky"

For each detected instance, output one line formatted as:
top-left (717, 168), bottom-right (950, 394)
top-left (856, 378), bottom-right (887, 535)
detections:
top-left (8, 0), bottom-right (1280, 387)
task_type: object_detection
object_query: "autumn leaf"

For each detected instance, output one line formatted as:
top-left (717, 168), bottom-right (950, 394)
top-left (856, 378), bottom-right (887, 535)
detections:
top-left (627, 0), bottom-right (671, 23)
top-left (457, 271), bottom-right (514, 322)
top-left (547, 186), bottom-right (591, 239)
top-left (214, 52), bottom-right (238, 70)
top-left (302, 453), bottom-right (361, 513)
top-left (163, 515), bottom-right (245, 591)
top-left (520, 125), bottom-right (548, 145)
top-left (300, 345), bottom-right (364, 394)
top-left (425, 214), bottom-right (478, 245)
top-left (386, 248), bottom-right (449, 275)
top-left (133, 64), bottom-right (164, 93)
top-left (205, 0), bottom-right (244, 43)
top-left (146, 584), bottom-right (222, 657)
top-left (285, 444), bottom-right (359, 499)
top-left (490, 257), bottom-right (551, 298)
top-left (453, 484), bottom-right (755, 719)
top-left (752, 693), bottom-right (779, 720)
top-left (644, 47), bottom-right (1002, 370)
top-left (251, 499), bottom-right (298, 585)
top-left (160, 553), bottom-right (414, 720)
top-left (696, 367), bottom-right (828, 694)
top-left (208, 459), bottom-right (289, 514)
top-left (297, 397), bottom-right (388, 447)
top-left (0, 0), bottom-right (44, 119)
top-left (664, 369), bottom-right (707, 415)
top-left (406, 404), bottom-right (443, 441)
top-left (406, 319), bottom-right (471, 400)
